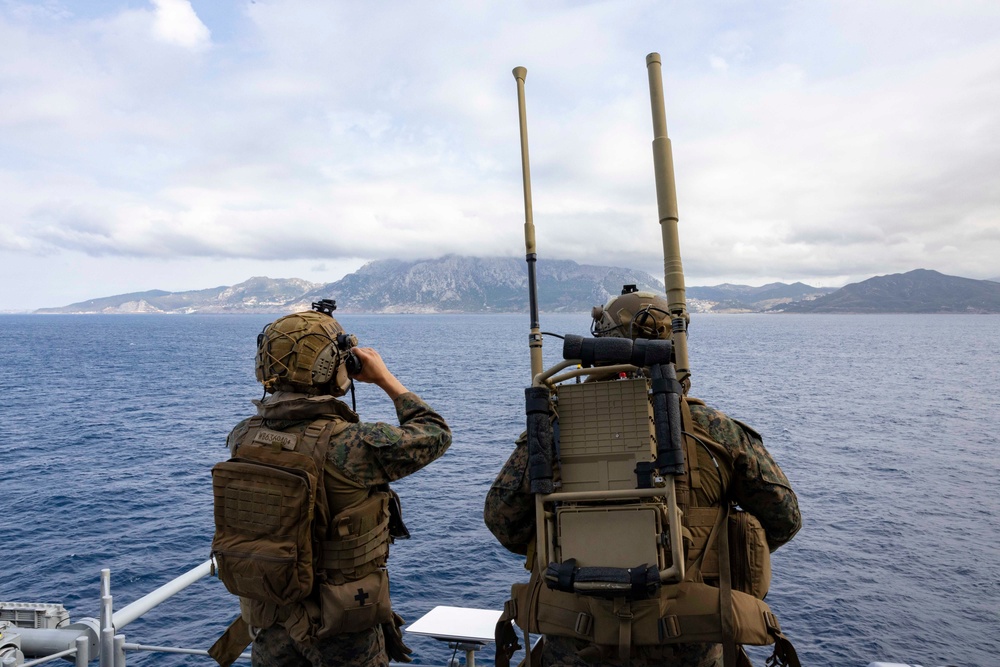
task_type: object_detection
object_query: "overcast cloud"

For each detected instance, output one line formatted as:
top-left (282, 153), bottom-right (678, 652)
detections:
top-left (2, 0), bottom-right (998, 310)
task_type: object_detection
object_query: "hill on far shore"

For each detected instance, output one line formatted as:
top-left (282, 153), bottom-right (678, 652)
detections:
top-left (780, 269), bottom-right (1000, 313)
top-left (32, 261), bottom-right (1000, 315)
top-left (35, 256), bottom-right (663, 315)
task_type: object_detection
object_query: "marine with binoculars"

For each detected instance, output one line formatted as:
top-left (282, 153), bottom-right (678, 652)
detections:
top-left (210, 301), bottom-right (451, 667)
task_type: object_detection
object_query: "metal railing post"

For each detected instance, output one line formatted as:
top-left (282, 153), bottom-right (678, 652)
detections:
top-left (98, 568), bottom-right (113, 666)
top-left (75, 635), bottom-right (89, 667)
top-left (100, 627), bottom-right (113, 667)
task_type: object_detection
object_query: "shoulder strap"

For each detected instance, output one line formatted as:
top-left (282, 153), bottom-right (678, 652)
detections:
top-left (230, 416), bottom-right (265, 456)
top-left (717, 502), bottom-right (737, 667)
top-left (679, 397), bottom-right (702, 492)
top-left (297, 417), bottom-right (352, 564)
top-left (298, 417), bottom-right (351, 464)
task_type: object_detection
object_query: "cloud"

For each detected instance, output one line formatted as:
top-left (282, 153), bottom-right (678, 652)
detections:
top-left (1, 0), bottom-right (1000, 311)
top-left (151, 0), bottom-right (210, 51)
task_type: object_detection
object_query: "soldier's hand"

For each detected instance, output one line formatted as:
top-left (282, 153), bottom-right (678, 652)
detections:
top-left (351, 347), bottom-right (408, 399)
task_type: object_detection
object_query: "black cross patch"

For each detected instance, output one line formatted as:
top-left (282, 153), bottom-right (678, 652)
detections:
top-left (354, 588), bottom-right (369, 607)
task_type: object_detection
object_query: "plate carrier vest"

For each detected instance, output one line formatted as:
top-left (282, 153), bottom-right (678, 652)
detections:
top-left (495, 335), bottom-right (800, 667)
top-left (211, 415), bottom-right (396, 647)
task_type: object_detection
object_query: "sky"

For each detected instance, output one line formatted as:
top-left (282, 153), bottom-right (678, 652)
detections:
top-left (2, 0), bottom-right (999, 311)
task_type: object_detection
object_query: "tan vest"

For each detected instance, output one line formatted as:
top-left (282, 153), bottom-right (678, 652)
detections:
top-left (224, 416), bottom-right (395, 644)
top-left (496, 395), bottom-right (799, 667)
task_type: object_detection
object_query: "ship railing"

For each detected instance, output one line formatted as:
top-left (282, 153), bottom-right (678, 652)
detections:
top-left (3, 557), bottom-right (250, 667)
top-left (2, 559), bottom-right (500, 667)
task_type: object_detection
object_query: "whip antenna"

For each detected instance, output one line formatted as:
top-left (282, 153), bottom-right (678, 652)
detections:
top-left (513, 66), bottom-right (544, 380)
top-left (645, 53), bottom-right (691, 390)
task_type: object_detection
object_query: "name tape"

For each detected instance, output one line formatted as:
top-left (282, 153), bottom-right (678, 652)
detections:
top-left (252, 428), bottom-right (298, 450)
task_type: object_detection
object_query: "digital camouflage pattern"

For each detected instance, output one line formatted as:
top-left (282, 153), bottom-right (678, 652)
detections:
top-left (228, 390), bottom-right (451, 667)
top-left (483, 398), bottom-right (800, 667)
top-left (686, 401), bottom-right (800, 550)
top-left (251, 625), bottom-right (387, 667)
top-left (228, 391), bottom-right (452, 485)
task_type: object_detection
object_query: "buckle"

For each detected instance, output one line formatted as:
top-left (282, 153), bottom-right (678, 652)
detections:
top-left (615, 608), bottom-right (634, 621)
top-left (764, 611), bottom-right (780, 632)
top-left (659, 615), bottom-right (681, 639)
top-left (503, 598), bottom-right (517, 619)
top-left (574, 612), bottom-right (593, 636)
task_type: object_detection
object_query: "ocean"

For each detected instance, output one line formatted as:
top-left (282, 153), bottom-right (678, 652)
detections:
top-left (1, 313), bottom-right (997, 667)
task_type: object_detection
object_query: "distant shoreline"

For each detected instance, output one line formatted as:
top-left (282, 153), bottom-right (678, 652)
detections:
top-left (10, 310), bottom-right (1000, 317)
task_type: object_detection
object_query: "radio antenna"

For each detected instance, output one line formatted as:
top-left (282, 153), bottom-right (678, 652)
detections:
top-left (513, 66), bottom-right (544, 380)
top-left (646, 53), bottom-right (691, 390)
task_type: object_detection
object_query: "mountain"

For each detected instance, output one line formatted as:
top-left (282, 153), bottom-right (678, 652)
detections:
top-left (687, 282), bottom-right (836, 313)
top-left (780, 269), bottom-right (1000, 313)
top-left (35, 261), bottom-right (1000, 315)
top-left (36, 257), bottom-right (663, 314)
top-left (294, 256), bottom-right (663, 313)
top-left (36, 277), bottom-right (321, 314)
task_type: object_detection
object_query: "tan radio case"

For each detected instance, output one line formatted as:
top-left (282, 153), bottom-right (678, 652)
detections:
top-left (553, 379), bottom-right (665, 571)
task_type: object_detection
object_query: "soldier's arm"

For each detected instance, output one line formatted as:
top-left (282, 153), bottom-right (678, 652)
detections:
top-left (331, 392), bottom-right (452, 485)
top-left (691, 404), bottom-right (801, 551)
top-left (329, 347), bottom-right (452, 484)
top-left (730, 423), bottom-right (801, 551)
top-left (483, 433), bottom-right (535, 555)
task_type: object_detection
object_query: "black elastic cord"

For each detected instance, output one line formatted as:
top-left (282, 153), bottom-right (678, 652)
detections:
top-left (684, 431), bottom-right (722, 487)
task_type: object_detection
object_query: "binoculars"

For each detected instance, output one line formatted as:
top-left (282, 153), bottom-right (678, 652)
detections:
top-left (312, 300), bottom-right (363, 376)
top-left (336, 332), bottom-right (363, 376)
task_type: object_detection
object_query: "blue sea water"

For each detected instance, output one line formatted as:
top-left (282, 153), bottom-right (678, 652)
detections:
top-left (1, 313), bottom-right (998, 667)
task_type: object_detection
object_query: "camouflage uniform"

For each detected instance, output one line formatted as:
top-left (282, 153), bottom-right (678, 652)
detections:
top-left (483, 400), bottom-right (800, 667)
top-left (251, 626), bottom-right (387, 667)
top-left (228, 390), bottom-right (451, 667)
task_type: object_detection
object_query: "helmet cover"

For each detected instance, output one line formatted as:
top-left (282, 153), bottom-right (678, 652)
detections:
top-left (591, 288), bottom-right (672, 340)
top-left (255, 310), bottom-right (351, 396)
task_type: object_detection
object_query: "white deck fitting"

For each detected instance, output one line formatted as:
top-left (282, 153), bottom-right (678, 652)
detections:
top-left (405, 606), bottom-right (502, 644)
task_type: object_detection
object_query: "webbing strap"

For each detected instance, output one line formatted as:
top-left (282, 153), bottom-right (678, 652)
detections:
top-left (614, 598), bottom-right (633, 666)
top-left (235, 417), bottom-right (266, 454)
top-left (541, 603), bottom-right (595, 639)
top-left (300, 421), bottom-right (327, 456)
top-left (299, 418), bottom-right (348, 460)
top-left (493, 599), bottom-right (520, 667)
top-left (328, 511), bottom-right (390, 550)
top-left (321, 521), bottom-right (390, 570)
top-left (718, 503), bottom-right (737, 667)
top-left (765, 629), bottom-right (802, 667)
top-left (685, 505), bottom-right (727, 579)
top-left (763, 612), bottom-right (802, 667)
top-left (208, 615), bottom-right (251, 667)
top-left (680, 398), bottom-right (702, 491)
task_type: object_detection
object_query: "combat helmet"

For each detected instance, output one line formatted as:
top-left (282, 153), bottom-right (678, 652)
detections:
top-left (255, 300), bottom-right (356, 396)
top-left (591, 284), bottom-right (672, 340)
